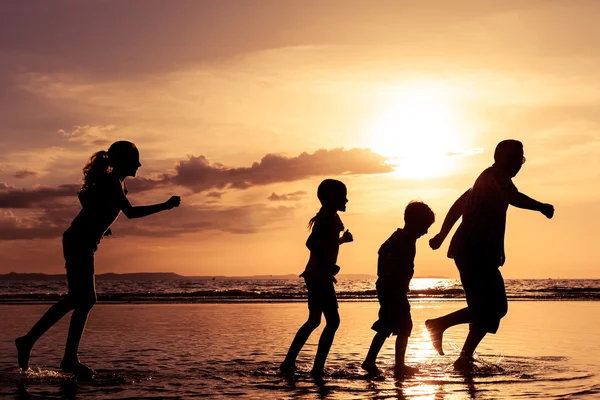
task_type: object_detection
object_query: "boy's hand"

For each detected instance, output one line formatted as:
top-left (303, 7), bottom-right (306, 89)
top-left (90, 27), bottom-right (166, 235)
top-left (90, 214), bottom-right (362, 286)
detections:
top-left (341, 229), bottom-right (354, 243)
top-left (540, 203), bottom-right (554, 219)
top-left (429, 234), bottom-right (444, 250)
top-left (165, 196), bottom-right (181, 209)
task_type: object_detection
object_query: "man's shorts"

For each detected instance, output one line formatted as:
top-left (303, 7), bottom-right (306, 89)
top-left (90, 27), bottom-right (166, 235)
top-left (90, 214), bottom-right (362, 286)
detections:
top-left (371, 280), bottom-right (412, 337)
top-left (305, 278), bottom-right (338, 313)
top-left (455, 255), bottom-right (508, 334)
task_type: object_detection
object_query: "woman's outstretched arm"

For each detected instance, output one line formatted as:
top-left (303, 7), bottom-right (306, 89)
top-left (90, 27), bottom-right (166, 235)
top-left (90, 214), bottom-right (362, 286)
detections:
top-left (112, 181), bottom-right (180, 219)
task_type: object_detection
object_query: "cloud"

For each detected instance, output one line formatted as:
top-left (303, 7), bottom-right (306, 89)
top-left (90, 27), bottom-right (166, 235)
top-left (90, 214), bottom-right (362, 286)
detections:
top-left (0, 184), bottom-right (79, 208)
top-left (58, 125), bottom-right (116, 146)
top-left (14, 170), bottom-right (38, 179)
top-left (170, 148), bottom-right (393, 193)
top-left (267, 191), bottom-right (307, 201)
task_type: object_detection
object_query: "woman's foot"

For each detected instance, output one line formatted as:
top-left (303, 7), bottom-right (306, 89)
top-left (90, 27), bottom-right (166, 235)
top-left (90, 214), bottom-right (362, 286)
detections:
top-left (360, 361), bottom-right (382, 376)
top-left (309, 368), bottom-right (326, 380)
top-left (393, 364), bottom-right (419, 378)
top-left (15, 336), bottom-right (32, 371)
top-left (425, 319), bottom-right (445, 355)
top-left (60, 359), bottom-right (95, 379)
top-left (453, 354), bottom-right (475, 372)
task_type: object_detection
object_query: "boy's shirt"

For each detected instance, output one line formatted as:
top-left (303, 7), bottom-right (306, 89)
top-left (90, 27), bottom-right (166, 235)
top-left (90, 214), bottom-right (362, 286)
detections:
top-left (377, 228), bottom-right (416, 293)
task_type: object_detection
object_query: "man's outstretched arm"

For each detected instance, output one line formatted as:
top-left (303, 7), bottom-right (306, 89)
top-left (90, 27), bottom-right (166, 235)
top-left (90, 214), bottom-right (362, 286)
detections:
top-left (509, 192), bottom-right (554, 219)
top-left (429, 189), bottom-right (471, 250)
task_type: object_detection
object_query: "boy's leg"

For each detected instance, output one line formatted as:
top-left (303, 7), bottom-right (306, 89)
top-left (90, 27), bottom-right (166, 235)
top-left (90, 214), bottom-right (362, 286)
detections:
top-left (393, 334), bottom-right (418, 377)
top-left (281, 310), bottom-right (322, 371)
top-left (361, 332), bottom-right (387, 374)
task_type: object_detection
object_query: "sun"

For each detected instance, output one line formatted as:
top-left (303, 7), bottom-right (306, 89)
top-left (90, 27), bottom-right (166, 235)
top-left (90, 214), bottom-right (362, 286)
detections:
top-left (367, 83), bottom-right (466, 179)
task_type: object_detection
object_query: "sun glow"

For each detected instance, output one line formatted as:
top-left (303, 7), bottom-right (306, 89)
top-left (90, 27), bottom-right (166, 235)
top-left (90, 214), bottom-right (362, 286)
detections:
top-left (367, 83), bottom-right (467, 179)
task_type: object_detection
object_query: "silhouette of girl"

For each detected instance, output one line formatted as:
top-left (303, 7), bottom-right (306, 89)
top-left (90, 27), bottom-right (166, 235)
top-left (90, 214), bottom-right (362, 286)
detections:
top-left (15, 141), bottom-right (181, 378)
top-left (280, 179), bottom-right (353, 379)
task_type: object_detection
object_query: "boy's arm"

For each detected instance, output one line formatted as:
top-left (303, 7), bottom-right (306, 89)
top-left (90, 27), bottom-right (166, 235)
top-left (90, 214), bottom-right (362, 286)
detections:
top-left (429, 189), bottom-right (470, 250)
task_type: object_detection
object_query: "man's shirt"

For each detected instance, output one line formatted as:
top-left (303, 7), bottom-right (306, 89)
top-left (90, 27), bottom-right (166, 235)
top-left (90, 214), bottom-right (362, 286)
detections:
top-left (448, 165), bottom-right (518, 266)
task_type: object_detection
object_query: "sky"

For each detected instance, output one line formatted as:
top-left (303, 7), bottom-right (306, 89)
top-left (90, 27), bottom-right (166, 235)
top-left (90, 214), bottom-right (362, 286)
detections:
top-left (1, 0), bottom-right (599, 278)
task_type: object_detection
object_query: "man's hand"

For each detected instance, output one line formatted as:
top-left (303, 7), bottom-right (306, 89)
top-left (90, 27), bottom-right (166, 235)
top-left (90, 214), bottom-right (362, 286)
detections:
top-left (165, 196), bottom-right (181, 210)
top-left (429, 233), bottom-right (445, 250)
top-left (341, 229), bottom-right (354, 243)
top-left (540, 203), bottom-right (554, 219)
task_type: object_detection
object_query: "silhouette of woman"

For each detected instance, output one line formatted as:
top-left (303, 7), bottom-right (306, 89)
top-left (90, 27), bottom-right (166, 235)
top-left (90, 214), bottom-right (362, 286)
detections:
top-left (280, 179), bottom-right (353, 379)
top-left (15, 141), bottom-right (181, 378)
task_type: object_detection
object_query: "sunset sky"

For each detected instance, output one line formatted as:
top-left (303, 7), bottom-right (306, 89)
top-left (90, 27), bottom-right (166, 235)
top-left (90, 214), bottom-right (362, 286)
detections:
top-left (1, 1), bottom-right (599, 278)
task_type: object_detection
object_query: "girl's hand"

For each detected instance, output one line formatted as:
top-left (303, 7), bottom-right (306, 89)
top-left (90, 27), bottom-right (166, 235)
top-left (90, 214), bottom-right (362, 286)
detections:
top-left (341, 229), bottom-right (353, 243)
top-left (165, 196), bottom-right (181, 209)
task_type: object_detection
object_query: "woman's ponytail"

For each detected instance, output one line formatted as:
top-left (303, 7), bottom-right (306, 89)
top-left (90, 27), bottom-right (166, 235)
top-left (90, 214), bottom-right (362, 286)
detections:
top-left (79, 150), bottom-right (111, 200)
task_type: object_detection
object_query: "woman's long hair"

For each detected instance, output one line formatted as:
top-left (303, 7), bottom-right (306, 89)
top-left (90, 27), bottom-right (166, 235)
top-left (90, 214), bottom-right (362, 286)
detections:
top-left (78, 141), bottom-right (137, 203)
top-left (307, 179), bottom-right (346, 230)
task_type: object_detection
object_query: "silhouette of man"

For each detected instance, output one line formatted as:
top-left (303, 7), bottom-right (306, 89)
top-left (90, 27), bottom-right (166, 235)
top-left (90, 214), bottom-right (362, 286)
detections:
top-left (425, 139), bottom-right (554, 370)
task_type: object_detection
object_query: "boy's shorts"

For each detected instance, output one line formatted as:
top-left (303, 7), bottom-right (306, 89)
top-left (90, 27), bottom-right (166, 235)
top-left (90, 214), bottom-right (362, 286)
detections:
top-left (305, 278), bottom-right (338, 313)
top-left (371, 280), bottom-right (412, 337)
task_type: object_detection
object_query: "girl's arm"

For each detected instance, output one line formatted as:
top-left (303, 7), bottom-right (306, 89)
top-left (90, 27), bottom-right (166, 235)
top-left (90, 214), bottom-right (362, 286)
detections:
top-left (429, 189), bottom-right (470, 250)
top-left (112, 181), bottom-right (180, 219)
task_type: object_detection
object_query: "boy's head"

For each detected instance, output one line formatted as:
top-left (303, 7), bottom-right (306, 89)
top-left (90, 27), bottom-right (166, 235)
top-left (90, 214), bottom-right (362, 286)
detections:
top-left (404, 201), bottom-right (435, 238)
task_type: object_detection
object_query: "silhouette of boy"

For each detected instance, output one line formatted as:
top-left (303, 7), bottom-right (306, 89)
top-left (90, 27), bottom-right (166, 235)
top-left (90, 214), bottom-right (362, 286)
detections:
top-left (362, 201), bottom-right (435, 378)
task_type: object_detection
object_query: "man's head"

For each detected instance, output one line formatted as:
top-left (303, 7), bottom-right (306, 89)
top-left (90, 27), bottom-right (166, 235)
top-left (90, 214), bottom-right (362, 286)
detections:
top-left (494, 139), bottom-right (525, 177)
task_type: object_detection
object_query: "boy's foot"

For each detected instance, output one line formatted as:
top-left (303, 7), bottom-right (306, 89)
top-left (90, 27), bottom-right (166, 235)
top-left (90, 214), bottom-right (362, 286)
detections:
top-left (15, 336), bottom-right (32, 371)
top-left (453, 355), bottom-right (475, 372)
top-left (393, 364), bottom-right (419, 378)
top-left (360, 361), bottom-right (382, 376)
top-left (425, 319), bottom-right (445, 355)
top-left (60, 360), bottom-right (95, 379)
top-left (279, 361), bottom-right (296, 376)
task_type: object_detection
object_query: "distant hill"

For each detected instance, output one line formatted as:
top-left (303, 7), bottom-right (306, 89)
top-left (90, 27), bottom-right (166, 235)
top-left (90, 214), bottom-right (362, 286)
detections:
top-left (0, 272), bottom-right (448, 281)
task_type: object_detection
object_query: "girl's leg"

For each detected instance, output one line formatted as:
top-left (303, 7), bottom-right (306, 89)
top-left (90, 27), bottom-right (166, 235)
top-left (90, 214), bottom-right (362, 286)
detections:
top-left (60, 267), bottom-right (97, 377)
top-left (312, 308), bottom-right (340, 374)
top-left (281, 310), bottom-right (322, 370)
top-left (16, 298), bottom-right (76, 370)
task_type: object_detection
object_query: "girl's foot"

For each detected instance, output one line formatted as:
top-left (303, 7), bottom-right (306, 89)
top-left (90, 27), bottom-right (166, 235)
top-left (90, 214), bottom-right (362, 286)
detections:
top-left (60, 359), bottom-right (95, 379)
top-left (425, 319), bottom-right (445, 355)
top-left (360, 361), bottom-right (382, 376)
top-left (394, 364), bottom-right (419, 378)
top-left (15, 336), bottom-right (32, 371)
top-left (453, 354), bottom-right (475, 372)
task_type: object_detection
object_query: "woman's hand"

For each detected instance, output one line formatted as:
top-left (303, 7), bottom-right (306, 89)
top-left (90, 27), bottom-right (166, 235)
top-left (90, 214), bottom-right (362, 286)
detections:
top-left (165, 196), bottom-right (181, 209)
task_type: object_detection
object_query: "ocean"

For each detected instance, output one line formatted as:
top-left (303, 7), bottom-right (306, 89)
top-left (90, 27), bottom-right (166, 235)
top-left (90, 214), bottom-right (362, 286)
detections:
top-left (0, 278), bottom-right (598, 399)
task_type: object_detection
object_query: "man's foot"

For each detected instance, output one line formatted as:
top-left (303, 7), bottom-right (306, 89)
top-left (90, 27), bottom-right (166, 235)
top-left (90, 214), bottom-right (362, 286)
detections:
top-left (453, 355), bottom-right (475, 372)
top-left (361, 361), bottom-right (382, 376)
top-left (425, 319), bottom-right (445, 355)
top-left (60, 360), bottom-right (95, 379)
top-left (15, 336), bottom-right (32, 371)
top-left (279, 361), bottom-right (296, 376)
top-left (393, 364), bottom-right (419, 378)
top-left (309, 368), bottom-right (325, 380)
